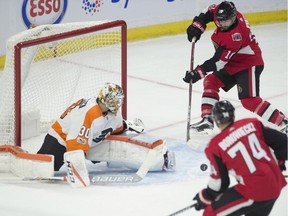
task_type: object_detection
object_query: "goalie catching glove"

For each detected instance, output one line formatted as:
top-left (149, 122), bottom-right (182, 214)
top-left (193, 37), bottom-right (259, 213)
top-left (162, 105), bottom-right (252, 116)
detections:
top-left (124, 118), bottom-right (145, 133)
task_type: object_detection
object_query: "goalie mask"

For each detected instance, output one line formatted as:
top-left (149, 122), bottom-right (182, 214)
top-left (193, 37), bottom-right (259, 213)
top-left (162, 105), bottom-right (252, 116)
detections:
top-left (212, 100), bottom-right (235, 127)
top-left (98, 83), bottom-right (124, 115)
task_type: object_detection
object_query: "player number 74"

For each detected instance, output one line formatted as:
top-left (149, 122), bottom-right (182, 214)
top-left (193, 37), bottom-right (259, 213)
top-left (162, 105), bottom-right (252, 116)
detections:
top-left (228, 133), bottom-right (271, 174)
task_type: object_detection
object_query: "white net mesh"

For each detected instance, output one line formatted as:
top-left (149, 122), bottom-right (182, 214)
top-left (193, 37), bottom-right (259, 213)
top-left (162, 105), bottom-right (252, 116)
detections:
top-left (0, 20), bottom-right (126, 145)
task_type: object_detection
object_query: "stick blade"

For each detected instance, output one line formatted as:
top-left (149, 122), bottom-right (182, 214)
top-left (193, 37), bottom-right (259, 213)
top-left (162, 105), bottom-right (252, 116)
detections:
top-left (22, 176), bottom-right (66, 182)
top-left (91, 174), bottom-right (143, 184)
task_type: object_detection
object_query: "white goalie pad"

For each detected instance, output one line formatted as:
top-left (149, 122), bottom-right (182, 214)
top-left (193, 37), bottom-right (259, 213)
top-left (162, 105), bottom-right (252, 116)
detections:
top-left (86, 135), bottom-right (168, 171)
top-left (0, 145), bottom-right (54, 178)
top-left (64, 150), bottom-right (90, 188)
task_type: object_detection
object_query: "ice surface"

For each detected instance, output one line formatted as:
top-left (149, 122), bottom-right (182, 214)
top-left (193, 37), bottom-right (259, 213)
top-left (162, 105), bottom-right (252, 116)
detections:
top-left (0, 23), bottom-right (287, 216)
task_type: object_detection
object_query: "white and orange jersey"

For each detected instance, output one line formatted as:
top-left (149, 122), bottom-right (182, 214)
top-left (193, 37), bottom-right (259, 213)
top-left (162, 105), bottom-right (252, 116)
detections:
top-left (48, 97), bottom-right (124, 154)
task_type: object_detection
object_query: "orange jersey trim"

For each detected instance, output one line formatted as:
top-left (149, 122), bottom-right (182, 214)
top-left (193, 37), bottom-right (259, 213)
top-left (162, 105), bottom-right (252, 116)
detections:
top-left (112, 124), bottom-right (125, 134)
top-left (106, 135), bottom-right (164, 149)
top-left (51, 121), bottom-right (67, 141)
top-left (66, 105), bottom-right (103, 153)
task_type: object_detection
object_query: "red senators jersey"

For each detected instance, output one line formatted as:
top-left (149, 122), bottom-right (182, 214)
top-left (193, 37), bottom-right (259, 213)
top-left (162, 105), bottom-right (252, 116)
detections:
top-left (48, 98), bottom-right (124, 153)
top-left (205, 5), bottom-right (264, 75)
top-left (205, 118), bottom-right (286, 201)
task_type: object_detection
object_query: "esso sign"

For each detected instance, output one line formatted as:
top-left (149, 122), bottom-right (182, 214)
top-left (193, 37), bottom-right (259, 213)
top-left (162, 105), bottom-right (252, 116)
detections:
top-left (22, 0), bottom-right (67, 28)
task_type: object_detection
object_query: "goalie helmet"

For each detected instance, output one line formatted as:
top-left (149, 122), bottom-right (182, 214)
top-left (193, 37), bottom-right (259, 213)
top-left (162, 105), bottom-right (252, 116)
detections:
top-left (212, 100), bottom-right (235, 126)
top-left (98, 83), bottom-right (124, 115)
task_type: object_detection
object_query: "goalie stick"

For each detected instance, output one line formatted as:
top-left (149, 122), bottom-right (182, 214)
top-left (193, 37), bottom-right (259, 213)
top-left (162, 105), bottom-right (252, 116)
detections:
top-left (92, 148), bottom-right (159, 183)
top-left (23, 173), bottom-right (288, 184)
top-left (23, 174), bottom-right (142, 184)
top-left (23, 173), bottom-right (146, 184)
top-left (168, 203), bottom-right (197, 216)
top-left (23, 176), bottom-right (67, 182)
top-left (186, 37), bottom-right (196, 142)
top-left (23, 148), bottom-right (159, 184)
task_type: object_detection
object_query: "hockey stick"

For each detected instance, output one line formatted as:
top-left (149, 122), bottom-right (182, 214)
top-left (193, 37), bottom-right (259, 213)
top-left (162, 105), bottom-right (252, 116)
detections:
top-left (23, 173), bottom-right (288, 184)
top-left (91, 173), bottom-right (143, 183)
top-left (91, 148), bottom-right (158, 183)
top-left (186, 37), bottom-right (196, 141)
top-left (23, 176), bottom-right (67, 182)
top-left (23, 149), bottom-right (158, 184)
top-left (168, 203), bottom-right (197, 216)
top-left (22, 175), bottom-right (141, 184)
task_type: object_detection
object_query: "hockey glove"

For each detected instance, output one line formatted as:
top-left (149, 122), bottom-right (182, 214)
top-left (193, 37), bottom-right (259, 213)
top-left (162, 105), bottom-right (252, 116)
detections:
top-left (124, 118), bottom-right (145, 133)
top-left (278, 160), bottom-right (286, 171)
top-left (186, 17), bottom-right (206, 42)
top-left (193, 189), bottom-right (213, 211)
top-left (183, 66), bottom-right (206, 84)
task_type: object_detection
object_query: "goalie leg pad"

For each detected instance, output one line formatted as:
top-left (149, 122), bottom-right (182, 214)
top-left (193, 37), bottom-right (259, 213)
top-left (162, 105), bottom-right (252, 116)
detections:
top-left (86, 135), bottom-right (173, 171)
top-left (64, 150), bottom-right (90, 188)
top-left (0, 145), bottom-right (54, 178)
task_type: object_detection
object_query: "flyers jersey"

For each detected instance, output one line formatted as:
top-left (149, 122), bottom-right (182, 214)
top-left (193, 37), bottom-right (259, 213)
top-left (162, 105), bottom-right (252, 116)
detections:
top-left (48, 97), bottom-right (124, 154)
top-left (206, 5), bottom-right (264, 74)
top-left (205, 118), bottom-right (286, 201)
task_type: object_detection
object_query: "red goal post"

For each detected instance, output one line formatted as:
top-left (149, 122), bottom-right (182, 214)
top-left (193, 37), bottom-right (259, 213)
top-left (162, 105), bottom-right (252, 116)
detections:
top-left (0, 20), bottom-right (127, 147)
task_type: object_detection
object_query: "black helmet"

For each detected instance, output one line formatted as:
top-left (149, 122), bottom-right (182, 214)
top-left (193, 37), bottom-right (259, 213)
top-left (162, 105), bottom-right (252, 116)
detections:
top-left (216, 1), bottom-right (236, 21)
top-left (212, 100), bottom-right (235, 126)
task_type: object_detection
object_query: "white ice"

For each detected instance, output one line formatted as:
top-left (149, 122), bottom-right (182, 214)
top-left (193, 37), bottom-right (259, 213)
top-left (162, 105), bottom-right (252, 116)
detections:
top-left (0, 23), bottom-right (287, 216)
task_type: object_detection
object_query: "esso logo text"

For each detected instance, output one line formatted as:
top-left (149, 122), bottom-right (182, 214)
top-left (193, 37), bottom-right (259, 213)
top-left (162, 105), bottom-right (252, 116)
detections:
top-left (22, 0), bottom-right (68, 28)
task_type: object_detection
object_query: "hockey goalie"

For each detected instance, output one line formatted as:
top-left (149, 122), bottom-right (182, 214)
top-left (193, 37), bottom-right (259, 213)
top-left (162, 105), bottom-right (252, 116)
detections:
top-left (37, 83), bottom-right (175, 187)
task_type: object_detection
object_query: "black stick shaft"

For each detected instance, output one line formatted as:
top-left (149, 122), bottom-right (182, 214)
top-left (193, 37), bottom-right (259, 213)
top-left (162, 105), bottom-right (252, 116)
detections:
top-left (168, 203), bottom-right (196, 216)
top-left (186, 37), bottom-right (196, 141)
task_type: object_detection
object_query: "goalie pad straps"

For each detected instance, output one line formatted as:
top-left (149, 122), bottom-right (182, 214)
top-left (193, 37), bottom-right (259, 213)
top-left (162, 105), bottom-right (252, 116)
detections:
top-left (64, 150), bottom-right (90, 188)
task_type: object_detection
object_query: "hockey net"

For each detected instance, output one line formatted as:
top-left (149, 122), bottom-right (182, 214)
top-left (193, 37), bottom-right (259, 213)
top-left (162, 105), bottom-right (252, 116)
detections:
top-left (0, 20), bottom-right (127, 147)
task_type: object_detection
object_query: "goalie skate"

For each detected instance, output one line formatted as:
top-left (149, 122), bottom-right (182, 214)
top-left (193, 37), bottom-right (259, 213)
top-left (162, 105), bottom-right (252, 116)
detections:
top-left (190, 116), bottom-right (213, 134)
top-left (163, 151), bottom-right (175, 170)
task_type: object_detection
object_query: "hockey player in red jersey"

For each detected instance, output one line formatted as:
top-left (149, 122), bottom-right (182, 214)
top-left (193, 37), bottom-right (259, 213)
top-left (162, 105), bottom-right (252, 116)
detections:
top-left (183, 1), bottom-right (287, 134)
top-left (193, 100), bottom-right (287, 216)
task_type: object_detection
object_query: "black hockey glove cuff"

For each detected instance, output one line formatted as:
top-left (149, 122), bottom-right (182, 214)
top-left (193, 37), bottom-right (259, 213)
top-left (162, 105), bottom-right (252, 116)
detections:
top-left (278, 160), bottom-right (286, 171)
top-left (193, 189), bottom-right (213, 211)
top-left (186, 17), bottom-right (206, 42)
top-left (183, 66), bottom-right (206, 84)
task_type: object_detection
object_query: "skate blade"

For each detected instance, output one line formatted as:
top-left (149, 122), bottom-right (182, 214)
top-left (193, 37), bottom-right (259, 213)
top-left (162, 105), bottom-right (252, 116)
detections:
top-left (189, 128), bottom-right (213, 135)
top-left (280, 125), bottom-right (287, 134)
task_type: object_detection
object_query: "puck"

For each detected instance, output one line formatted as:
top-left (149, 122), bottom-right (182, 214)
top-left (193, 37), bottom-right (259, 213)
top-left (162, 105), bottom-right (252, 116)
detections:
top-left (200, 164), bottom-right (208, 171)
